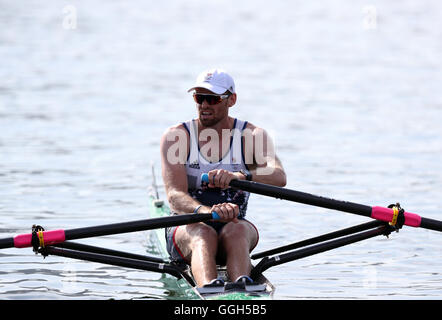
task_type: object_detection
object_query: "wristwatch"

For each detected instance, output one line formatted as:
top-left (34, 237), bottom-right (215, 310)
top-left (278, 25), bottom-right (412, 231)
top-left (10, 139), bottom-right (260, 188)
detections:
top-left (239, 169), bottom-right (252, 181)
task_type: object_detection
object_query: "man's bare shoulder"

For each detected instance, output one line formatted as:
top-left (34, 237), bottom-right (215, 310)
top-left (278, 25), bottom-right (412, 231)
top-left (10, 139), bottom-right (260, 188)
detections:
top-left (243, 121), bottom-right (267, 135)
top-left (161, 123), bottom-right (190, 142)
top-left (163, 123), bottom-right (188, 134)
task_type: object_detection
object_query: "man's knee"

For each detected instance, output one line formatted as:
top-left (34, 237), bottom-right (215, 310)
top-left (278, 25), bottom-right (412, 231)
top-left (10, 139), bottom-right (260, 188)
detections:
top-left (189, 224), bottom-right (218, 249)
top-left (219, 222), bottom-right (256, 248)
top-left (174, 224), bottom-right (218, 259)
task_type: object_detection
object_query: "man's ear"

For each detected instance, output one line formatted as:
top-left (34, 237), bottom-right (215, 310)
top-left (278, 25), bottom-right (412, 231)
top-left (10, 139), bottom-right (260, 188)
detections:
top-left (228, 93), bottom-right (237, 107)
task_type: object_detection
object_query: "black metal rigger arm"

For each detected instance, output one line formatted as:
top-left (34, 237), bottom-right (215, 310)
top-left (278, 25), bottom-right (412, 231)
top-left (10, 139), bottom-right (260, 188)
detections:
top-left (38, 242), bottom-right (196, 286)
top-left (250, 221), bottom-right (394, 280)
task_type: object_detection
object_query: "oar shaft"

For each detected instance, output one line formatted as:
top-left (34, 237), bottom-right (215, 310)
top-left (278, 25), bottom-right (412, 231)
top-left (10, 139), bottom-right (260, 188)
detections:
top-left (229, 179), bottom-right (373, 217)
top-left (230, 180), bottom-right (441, 231)
top-left (201, 174), bottom-right (442, 232)
top-left (0, 238), bottom-right (14, 249)
top-left (0, 213), bottom-right (214, 250)
top-left (420, 217), bottom-right (442, 232)
top-left (64, 213), bottom-right (212, 240)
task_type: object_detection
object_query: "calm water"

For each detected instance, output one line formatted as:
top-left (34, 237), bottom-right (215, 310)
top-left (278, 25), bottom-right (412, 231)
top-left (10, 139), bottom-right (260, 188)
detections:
top-left (0, 0), bottom-right (441, 299)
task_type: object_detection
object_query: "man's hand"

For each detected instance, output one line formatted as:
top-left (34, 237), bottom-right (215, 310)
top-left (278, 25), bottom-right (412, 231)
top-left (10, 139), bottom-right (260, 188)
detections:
top-left (210, 202), bottom-right (239, 223)
top-left (206, 169), bottom-right (244, 189)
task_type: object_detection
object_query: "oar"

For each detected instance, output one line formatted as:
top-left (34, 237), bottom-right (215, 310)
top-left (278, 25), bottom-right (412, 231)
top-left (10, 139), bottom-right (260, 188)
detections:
top-left (0, 211), bottom-right (220, 250)
top-left (201, 174), bottom-right (442, 232)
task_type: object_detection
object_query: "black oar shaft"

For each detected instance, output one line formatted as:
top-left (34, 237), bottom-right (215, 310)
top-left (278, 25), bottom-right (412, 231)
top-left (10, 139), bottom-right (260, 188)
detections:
top-left (225, 178), bottom-right (442, 232)
top-left (0, 238), bottom-right (14, 249)
top-left (0, 213), bottom-right (214, 250)
top-left (230, 179), bottom-right (373, 217)
top-left (420, 217), bottom-right (442, 232)
top-left (64, 213), bottom-right (212, 241)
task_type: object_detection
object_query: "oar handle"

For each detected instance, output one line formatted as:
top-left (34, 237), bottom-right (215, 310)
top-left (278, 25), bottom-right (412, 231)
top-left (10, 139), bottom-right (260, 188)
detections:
top-left (201, 173), bottom-right (210, 183)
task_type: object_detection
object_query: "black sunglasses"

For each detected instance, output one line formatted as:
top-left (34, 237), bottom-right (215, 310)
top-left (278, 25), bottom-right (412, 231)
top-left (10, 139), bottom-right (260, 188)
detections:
top-left (193, 93), bottom-right (229, 105)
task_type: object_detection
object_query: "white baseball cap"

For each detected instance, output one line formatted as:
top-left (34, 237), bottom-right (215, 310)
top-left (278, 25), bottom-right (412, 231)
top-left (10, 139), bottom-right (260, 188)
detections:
top-left (187, 68), bottom-right (236, 94)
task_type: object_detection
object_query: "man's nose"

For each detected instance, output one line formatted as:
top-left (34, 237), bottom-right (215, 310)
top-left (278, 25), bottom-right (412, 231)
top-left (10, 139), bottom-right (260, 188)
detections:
top-left (201, 99), bottom-right (210, 108)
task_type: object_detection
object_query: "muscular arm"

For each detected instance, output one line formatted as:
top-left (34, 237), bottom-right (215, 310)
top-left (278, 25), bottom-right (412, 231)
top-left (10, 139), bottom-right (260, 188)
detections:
top-left (244, 125), bottom-right (287, 187)
top-left (160, 125), bottom-right (209, 214)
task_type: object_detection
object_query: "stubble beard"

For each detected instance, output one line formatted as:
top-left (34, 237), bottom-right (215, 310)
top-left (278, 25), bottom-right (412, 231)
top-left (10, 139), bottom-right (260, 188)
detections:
top-left (198, 115), bottom-right (221, 128)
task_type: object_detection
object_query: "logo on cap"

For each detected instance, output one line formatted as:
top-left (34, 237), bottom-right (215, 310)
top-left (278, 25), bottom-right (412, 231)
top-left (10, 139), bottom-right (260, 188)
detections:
top-left (204, 73), bottom-right (213, 82)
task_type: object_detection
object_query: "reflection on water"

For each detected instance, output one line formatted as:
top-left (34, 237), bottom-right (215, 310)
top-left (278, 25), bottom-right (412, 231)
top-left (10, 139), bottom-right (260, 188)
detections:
top-left (1, 0), bottom-right (441, 299)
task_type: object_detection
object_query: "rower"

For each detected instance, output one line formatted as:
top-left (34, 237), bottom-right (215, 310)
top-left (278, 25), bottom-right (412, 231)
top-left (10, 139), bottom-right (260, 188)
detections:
top-left (160, 68), bottom-right (286, 288)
